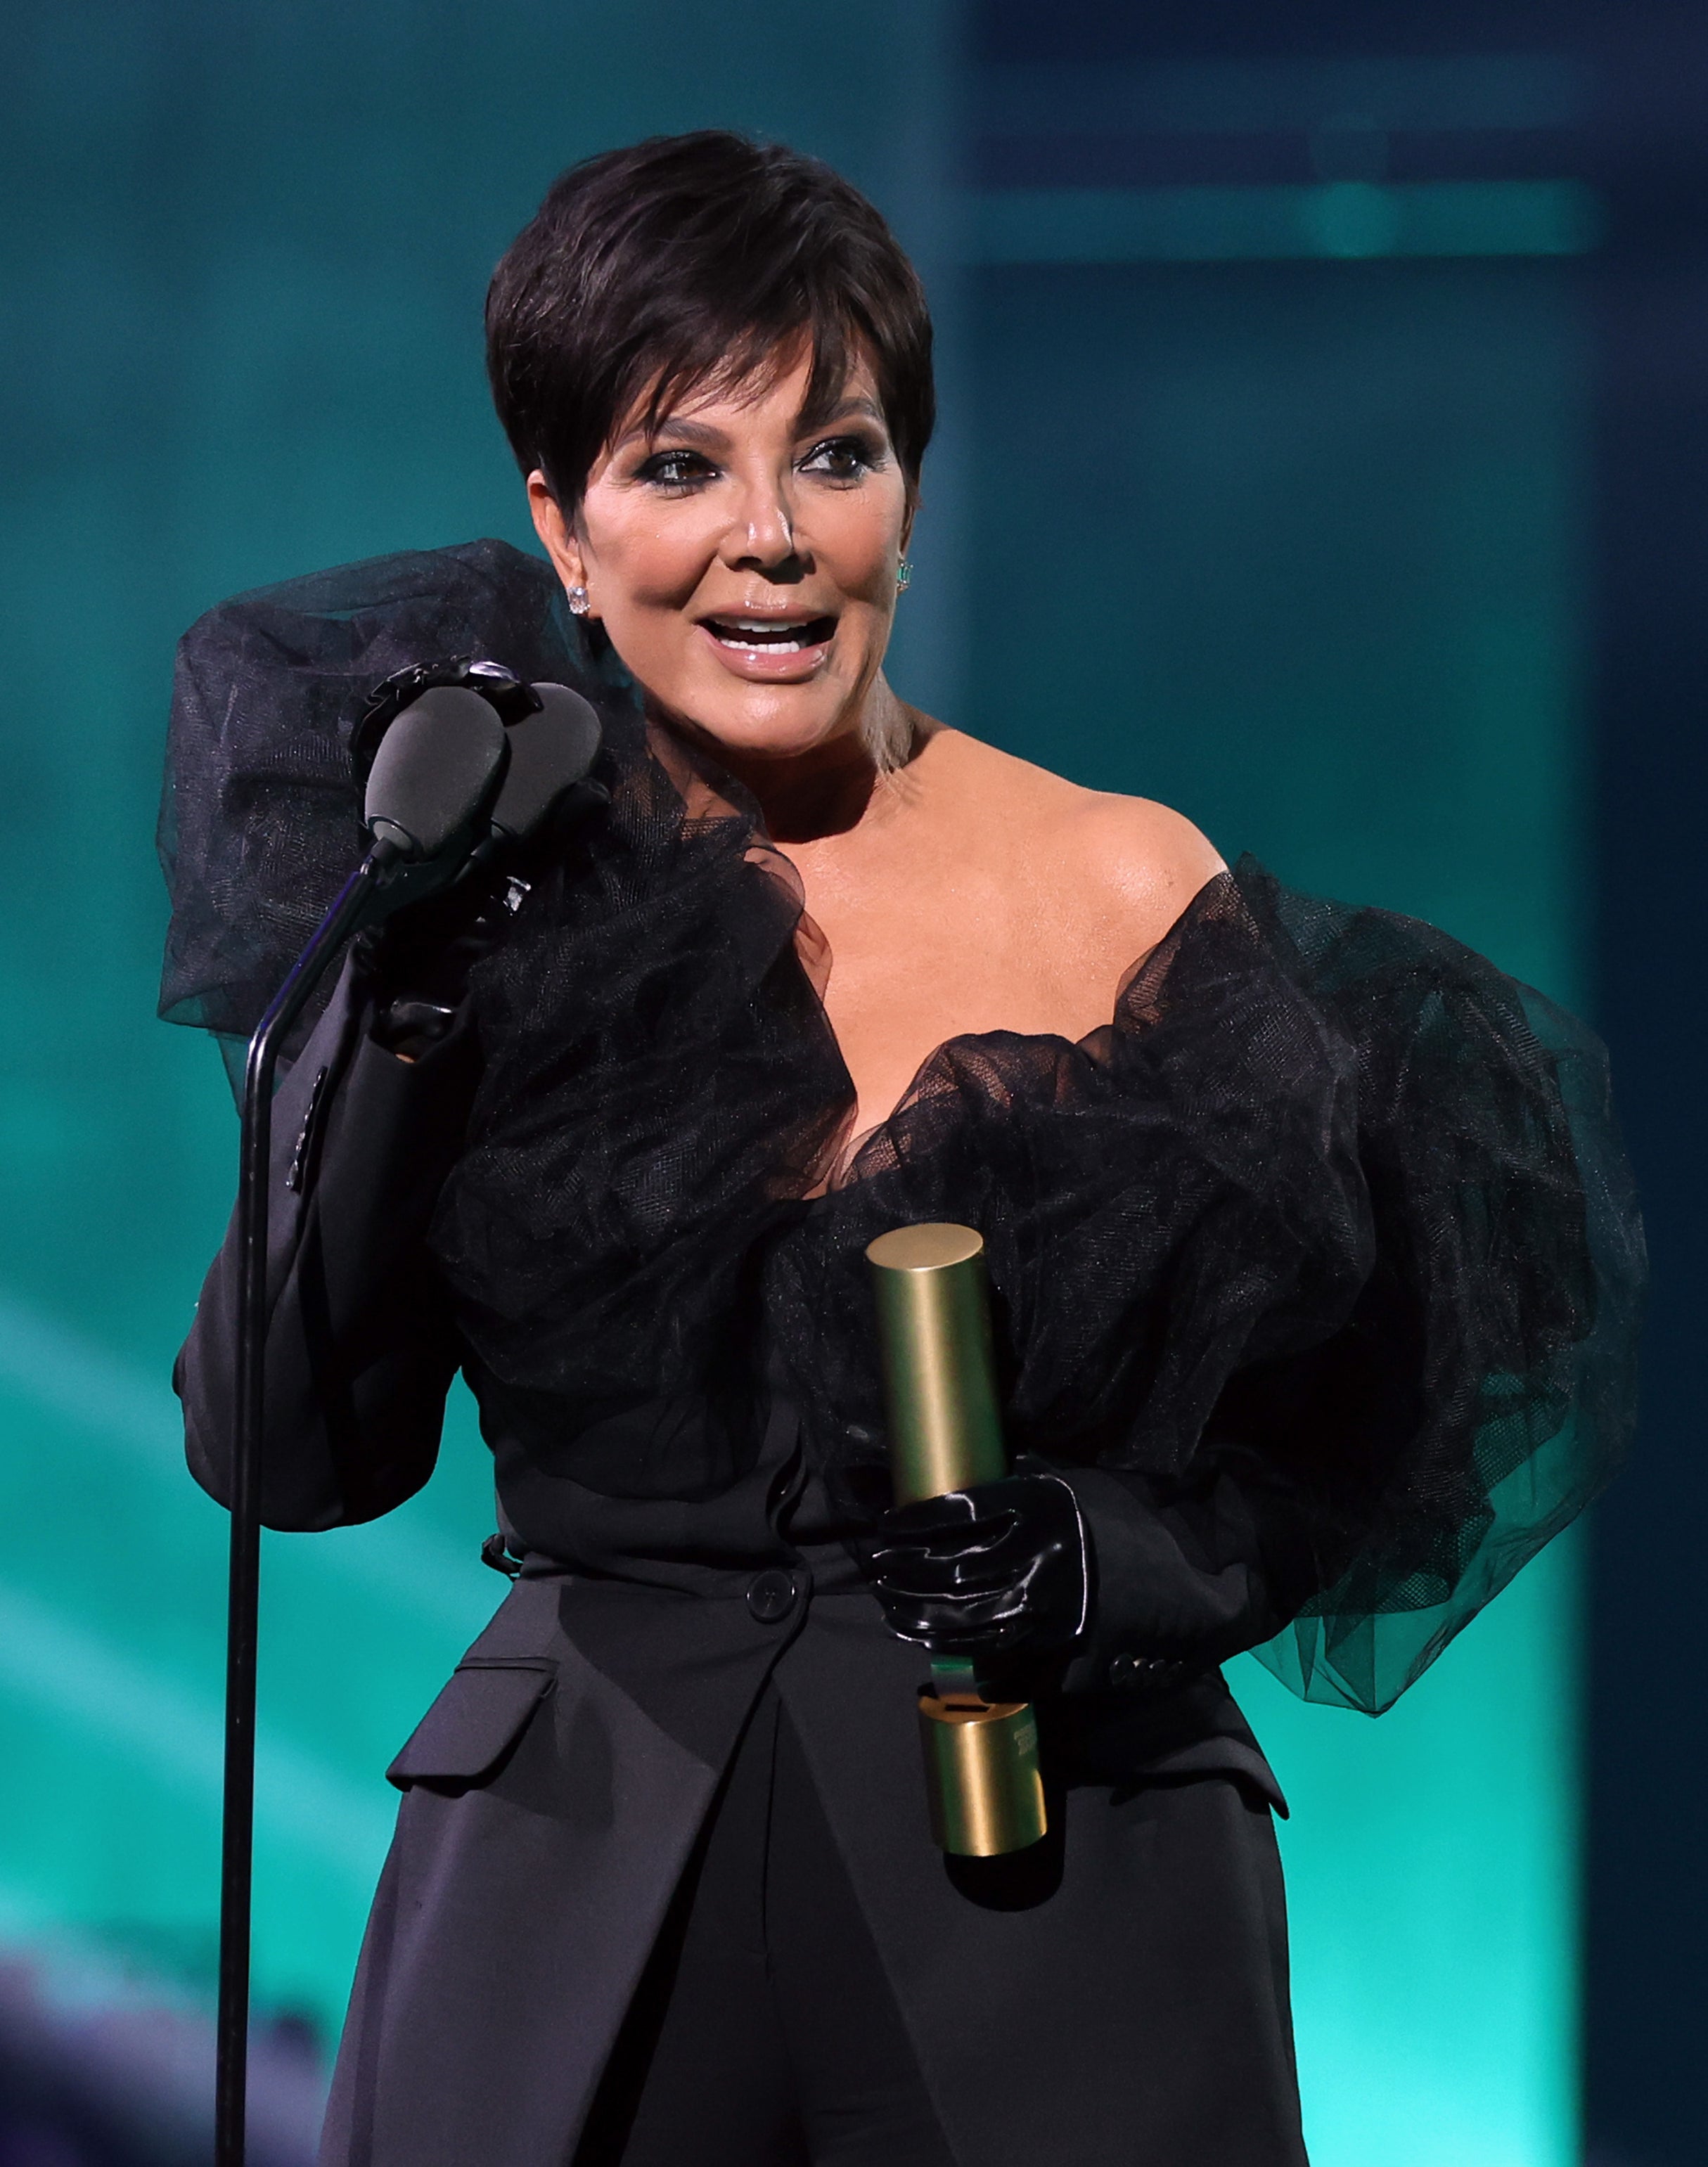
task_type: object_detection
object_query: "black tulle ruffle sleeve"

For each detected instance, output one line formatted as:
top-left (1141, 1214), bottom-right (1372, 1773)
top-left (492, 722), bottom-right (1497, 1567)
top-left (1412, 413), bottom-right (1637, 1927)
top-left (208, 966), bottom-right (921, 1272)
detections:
top-left (157, 537), bottom-right (596, 1088)
top-left (159, 542), bottom-right (1645, 1714)
top-left (768, 865), bottom-right (1645, 1712)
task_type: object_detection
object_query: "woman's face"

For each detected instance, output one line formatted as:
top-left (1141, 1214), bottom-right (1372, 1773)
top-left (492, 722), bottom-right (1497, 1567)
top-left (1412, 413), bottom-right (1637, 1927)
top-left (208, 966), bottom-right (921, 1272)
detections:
top-left (529, 345), bottom-right (912, 764)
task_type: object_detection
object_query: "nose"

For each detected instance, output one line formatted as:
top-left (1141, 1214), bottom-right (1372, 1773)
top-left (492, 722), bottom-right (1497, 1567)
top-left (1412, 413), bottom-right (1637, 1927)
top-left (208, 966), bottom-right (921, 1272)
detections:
top-left (719, 468), bottom-right (806, 579)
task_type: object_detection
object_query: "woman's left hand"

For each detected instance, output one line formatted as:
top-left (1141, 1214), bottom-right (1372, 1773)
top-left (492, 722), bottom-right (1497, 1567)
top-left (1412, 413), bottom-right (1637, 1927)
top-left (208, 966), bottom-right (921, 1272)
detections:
top-left (860, 1467), bottom-right (1089, 1664)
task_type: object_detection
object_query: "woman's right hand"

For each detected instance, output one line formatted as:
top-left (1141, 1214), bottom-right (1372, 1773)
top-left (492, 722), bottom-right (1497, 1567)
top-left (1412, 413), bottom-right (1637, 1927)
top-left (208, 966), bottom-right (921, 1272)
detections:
top-left (358, 868), bottom-right (520, 1057)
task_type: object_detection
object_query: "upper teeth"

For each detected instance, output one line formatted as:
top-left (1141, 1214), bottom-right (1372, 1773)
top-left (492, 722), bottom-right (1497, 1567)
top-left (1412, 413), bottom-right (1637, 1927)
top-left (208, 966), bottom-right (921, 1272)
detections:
top-left (724, 619), bottom-right (799, 632)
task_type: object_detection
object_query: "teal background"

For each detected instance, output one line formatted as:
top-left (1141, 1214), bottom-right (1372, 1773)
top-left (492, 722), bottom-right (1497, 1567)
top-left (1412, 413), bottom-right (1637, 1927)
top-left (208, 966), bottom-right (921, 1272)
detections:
top-left (0, 7), bottom-right (1590, 2161)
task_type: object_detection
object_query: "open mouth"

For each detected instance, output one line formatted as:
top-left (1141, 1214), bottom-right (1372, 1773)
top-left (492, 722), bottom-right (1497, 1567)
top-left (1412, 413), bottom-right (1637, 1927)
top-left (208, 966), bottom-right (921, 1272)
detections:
top-left (699, 613), bottom-right (837, 655)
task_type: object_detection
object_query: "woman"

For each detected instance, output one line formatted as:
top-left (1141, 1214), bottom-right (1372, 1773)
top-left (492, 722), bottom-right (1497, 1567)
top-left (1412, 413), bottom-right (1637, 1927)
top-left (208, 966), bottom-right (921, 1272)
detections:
top-left (162, 134), bottom-right (1643, 2167)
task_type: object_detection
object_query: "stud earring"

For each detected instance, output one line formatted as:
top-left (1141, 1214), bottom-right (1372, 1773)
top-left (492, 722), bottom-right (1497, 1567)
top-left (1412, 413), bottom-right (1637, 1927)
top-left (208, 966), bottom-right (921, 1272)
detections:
top-left (896, 559), bottom-right (913, 594)
top-left (567, 584), bottom-right (590, 616)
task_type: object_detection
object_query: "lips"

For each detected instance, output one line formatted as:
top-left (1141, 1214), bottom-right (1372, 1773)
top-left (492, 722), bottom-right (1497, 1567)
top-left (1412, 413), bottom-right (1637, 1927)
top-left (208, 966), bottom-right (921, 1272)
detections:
top-left (698, 612), bottom-right (837, 655)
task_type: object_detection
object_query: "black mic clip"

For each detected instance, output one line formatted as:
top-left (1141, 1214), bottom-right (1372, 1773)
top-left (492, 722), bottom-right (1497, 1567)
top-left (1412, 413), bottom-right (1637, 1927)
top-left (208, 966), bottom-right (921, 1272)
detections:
top-left (354, 653), bottom-right (541, 770)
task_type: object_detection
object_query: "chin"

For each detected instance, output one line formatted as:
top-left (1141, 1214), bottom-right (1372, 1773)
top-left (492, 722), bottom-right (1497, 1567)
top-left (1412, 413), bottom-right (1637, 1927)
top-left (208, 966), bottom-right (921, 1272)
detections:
top-left (671, 684), bottom-right (856, 764)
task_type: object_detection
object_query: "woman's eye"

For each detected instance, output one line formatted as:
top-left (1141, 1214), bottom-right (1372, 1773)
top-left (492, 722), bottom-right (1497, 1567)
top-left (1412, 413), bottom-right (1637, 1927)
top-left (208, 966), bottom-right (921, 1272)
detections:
top-left (636, 449), bottom-right (717, 490)
top-left (800, 435), bottom-right (878, 482)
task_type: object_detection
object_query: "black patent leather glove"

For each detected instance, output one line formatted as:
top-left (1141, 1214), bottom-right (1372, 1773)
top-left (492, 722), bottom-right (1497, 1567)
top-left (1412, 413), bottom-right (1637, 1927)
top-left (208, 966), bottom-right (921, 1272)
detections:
top-left (859, 1467), bottom-right (1089, 1664)
top-left (356, 867), bottom-right (520, 1060)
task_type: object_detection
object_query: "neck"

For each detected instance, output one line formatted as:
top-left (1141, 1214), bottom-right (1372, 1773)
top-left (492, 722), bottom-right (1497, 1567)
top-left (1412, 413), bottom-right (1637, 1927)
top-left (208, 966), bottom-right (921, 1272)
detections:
top-left (660, 679), bottom-right (927, 844)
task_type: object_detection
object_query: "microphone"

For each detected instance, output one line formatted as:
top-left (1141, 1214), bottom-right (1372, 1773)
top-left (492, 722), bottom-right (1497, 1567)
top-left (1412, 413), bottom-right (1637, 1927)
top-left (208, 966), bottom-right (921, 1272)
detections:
top-left (359, 681), bottom-right (605, 921)
top-left (485, 682), bottom-right (603, 844)
top-left (363, 683), bottom-right (509, 865)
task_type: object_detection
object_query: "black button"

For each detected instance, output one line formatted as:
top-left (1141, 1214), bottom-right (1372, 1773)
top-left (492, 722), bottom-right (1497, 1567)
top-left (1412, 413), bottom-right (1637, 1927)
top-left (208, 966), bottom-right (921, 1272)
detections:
top-left (747, 1570), bottom-right (799, 1623)
top-left (1110, 1652), bottom-right (1184, 1695)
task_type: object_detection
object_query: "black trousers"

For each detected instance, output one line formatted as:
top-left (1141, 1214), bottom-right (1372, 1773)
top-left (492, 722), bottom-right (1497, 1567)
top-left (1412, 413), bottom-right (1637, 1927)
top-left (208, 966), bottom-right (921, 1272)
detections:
top-left (577, 1686), bottom-right (956, 2167)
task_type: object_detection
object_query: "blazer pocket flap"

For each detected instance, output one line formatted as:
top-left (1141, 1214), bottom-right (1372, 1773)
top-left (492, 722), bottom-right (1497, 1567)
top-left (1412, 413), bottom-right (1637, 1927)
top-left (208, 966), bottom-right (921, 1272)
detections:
top-left (1134, 1734), bottom-right (1289, 1819)
top-left (387, 1659), bottom-right (556, 1791)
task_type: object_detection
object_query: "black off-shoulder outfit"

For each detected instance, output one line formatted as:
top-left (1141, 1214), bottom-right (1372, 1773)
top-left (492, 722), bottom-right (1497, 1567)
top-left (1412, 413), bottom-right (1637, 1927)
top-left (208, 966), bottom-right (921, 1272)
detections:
top-left (162, 542), bottom-right (1643, 2167)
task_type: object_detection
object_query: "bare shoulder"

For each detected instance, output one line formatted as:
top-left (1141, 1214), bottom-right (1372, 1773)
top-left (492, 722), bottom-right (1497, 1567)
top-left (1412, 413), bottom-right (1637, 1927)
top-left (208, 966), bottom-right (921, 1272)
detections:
top-left (1066, 787), bottom-right (1226, 920)
top-left (919, 728), bottom-right (1224, 941)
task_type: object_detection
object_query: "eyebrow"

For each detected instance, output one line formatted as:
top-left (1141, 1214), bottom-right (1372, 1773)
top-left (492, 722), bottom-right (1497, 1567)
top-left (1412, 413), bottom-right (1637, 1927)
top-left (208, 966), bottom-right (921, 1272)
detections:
top-left (802, 396), bottom-right (885, 431)
top-left (616, 395), bottom-right (887, 456)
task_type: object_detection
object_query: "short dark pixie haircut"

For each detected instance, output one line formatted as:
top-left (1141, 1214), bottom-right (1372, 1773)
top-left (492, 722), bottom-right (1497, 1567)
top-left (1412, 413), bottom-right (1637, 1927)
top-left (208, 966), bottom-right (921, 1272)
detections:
top-left (486, 131), bottom-right (935, 512)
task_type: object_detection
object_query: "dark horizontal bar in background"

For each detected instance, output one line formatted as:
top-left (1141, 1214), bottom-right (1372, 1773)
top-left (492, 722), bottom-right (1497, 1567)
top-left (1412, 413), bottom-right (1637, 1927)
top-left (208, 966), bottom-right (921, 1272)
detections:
top-left (974, 53), bottom-right (1589, 136)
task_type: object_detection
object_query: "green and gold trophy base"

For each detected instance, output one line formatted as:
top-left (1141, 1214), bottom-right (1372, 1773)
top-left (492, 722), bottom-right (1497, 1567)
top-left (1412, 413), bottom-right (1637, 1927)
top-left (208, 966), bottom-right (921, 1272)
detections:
top-left (867, 1221), bottom-right (1050, 1860)
top-left (917, 1683), bottom-right (1047, 1857)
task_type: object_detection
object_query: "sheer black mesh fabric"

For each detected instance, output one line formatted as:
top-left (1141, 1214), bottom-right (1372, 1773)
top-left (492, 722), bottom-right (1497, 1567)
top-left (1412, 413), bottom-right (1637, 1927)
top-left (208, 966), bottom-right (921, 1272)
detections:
top-left (430, 739), bottom-right (854, 1498)
top-left (160, 543), bottom-right (1645, 1714)
top-left (158, 537), bottom-right (599, 1091)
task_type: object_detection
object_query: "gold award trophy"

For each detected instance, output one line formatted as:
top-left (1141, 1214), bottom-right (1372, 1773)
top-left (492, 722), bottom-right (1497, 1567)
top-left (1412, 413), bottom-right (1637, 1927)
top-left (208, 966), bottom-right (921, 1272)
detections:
top-left (866, 1223), bottom-right (1048, 1858)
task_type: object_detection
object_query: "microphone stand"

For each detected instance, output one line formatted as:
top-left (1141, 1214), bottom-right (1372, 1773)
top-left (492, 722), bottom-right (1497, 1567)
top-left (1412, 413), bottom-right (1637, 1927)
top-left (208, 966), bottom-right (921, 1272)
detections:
top-left (208, 670), bottom-right (592, 2157)
top-left (216, 842), bottom-right (399, 2167)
